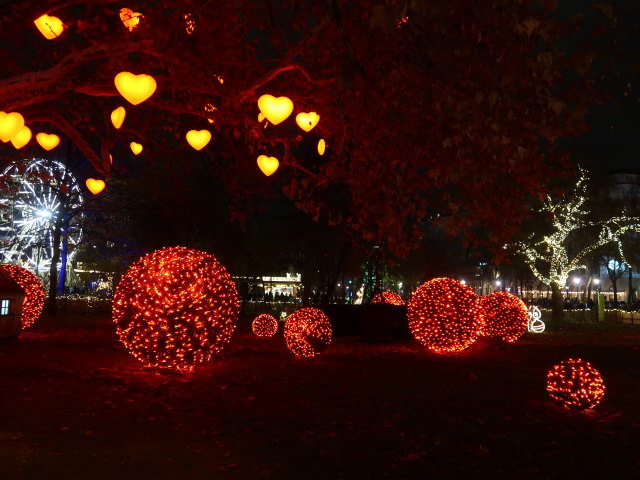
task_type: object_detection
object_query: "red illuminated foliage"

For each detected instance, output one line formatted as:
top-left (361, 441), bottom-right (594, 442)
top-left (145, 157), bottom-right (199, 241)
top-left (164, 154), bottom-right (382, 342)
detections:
top-left (371, 291), bottom-right (404, 306)
top-left (0, 1), bottom-right (599, 257)
top-left (112, 246), bottom-right (239, 370)
top-left (546, 358), bottom-right (605, 410)
top-left (0, 264), bottom-right (45, 328)
top-left (407, 277), bottom-right (484, 353)
top-left (479, 291), bottom-right (529, 343)
top-left (252, 313), bottom-right (278, 337)
top-left (284, 307), bottom-right (332, 358)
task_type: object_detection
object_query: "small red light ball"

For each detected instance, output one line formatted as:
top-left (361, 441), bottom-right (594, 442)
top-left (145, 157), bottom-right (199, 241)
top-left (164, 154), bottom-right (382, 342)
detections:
top-left (407, 277), bottom-right (484, 353)
top-left (112, 247), bottom-right (239, 370)
top-left (252, 313), bottom-right (278, 337)
top-left (547, 358), bottom-right (605, 409)
top-left (371, 291), bottom-right (404, 305)
top-left (479, 291), bottom-right (529, 342)
top-left (0, 264), bottom-right (45, 329)
top-left (284, 307), bottom-right (332, 357)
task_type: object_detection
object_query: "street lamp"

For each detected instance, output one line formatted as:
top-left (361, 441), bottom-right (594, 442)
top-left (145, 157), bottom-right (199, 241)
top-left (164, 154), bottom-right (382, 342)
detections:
top-left (572, 277), bottom-right (581, 300)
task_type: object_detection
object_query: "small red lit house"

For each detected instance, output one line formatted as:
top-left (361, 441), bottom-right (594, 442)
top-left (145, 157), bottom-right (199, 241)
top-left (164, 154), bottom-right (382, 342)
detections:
top-left (0, 268), bottom-right (25, 338)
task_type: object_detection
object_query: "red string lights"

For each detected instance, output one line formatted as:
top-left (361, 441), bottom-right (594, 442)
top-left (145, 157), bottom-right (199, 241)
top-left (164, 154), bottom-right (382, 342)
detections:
top-left (252, 313), bottom-right (278, 337)
top-left (546, 358), bottom-right (605, 409)
top-left (284, 307), bottom-right (332, 357)
top-left (479, 291), bottom-right (529, 343)
top-left (0, 264), bottom-right (45, 329)
top-left (112, 247), bottom-right (239, 370)
top-left (407, 277), bottom-right (484, 353)
top-left (371, 291), bottom-right (404, 305)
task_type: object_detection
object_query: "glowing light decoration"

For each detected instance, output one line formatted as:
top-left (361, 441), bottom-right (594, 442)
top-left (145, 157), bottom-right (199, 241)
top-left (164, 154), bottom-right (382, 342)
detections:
top-left (252, 313), bottom-right (278, 337)
top-left (0, 264), bottom-right (45, 329)
top-left (10, 126), bottom-right (32, 149)
top-left (295, 112), bottom-right (320, 132)
top-left (184, 13), bottom-right (196, 34)
top-left (119, 8), bottom-right (142, 32)
top-left (407, 277), bottom-right (484, 353)
top-left (284, 308), bottom-right (332, 357)
top-left (317, 138), bottom-right (326, 156)
top-left (371, 291), bottom-right (404, 305)
top-left (258, 113), bottom-right (265, 122)
top-left (36, 133), bottom-right (60, 151)
top-left (130, 142), bottom-right (143, 155)
top-left (514, 169), bottom-right (640, 297)
top-left (257, 95), bottom-right (293, 125)
top-left (547, 358), bottom-right (605, 409)
top-left (257, 155), bottom-right (279, 176)
top-left (0, 111), bottom-right (25, 142)
top-left (479, 291), bottom-right (529, 342)
top-left (114, 72), bottom-right (157, 105)
top-left (34, 14), bottom-right (64, 40)
top-left (0, 158), bottom-right (84, 272)
top-left (186, 130), bottom-right (211, 150)
top-left (527, 306), bottom-right (545, 333)
top-left (112, 246), bottom-right (239, 370)
top-left (86, 178), bottom-right (105, 195)
top-left (111, 106), bottom-right (126, 129)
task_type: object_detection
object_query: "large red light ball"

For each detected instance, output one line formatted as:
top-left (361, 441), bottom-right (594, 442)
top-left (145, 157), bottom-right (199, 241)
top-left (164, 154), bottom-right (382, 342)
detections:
top-left (284, 307), bottom-right (332, 357)
top-left (407, 277), bottom-right (484, 353)
top-left (371, 291), bottom-right (404, 305)
top-left (112, 247), bottom-right (239, 370)
top-left (546, 358), bottom-right (605, 409)
top-left (0, 264), bottom-right (45, 329)
top-left (252, 313), bottom-right (278, 337)
top-left (479, 291), bottom-right (529, 343)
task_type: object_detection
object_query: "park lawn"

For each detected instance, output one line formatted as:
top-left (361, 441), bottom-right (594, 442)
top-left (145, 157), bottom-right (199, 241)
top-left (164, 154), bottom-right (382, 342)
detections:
top-left (0, 315), bottom-right (639, 479)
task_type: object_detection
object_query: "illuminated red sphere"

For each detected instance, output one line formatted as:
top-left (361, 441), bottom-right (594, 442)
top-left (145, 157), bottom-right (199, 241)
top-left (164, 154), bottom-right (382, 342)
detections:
top-left (284, 307), bottom-right (332, 357)
top-left (252, 313), bottom-right (278, 337)
top-left (0, 264), bottom-right (45, 329)
top-left (407, 277), bottom-right (484, 353)
top-left (546, 358), bottom-right (605, 409)
top-left (479, 291), bottom-right (529, 343)
top-left (112, 246), bottom-right (239, 369)
top-left (371, 291), bottom-right (404, 305)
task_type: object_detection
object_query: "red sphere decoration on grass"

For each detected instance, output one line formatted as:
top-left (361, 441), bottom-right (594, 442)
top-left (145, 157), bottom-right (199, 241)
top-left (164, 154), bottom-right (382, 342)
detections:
top-left (284, 307), bottom-right (332, 357)
top-left (546, 358), bottom-right (605, 409)
top-left (479, 291), bottom-right (529, 343)
top-left (252, 313), bottom-right (278, 337)
top-left (112, 246), bottom-right (239, 370)
top-left (407, 277), bottom-right (484, 353)
top-left (0, 264), bottom-right (45, 329)
top-left (371, 291), bottom-right (404, 305)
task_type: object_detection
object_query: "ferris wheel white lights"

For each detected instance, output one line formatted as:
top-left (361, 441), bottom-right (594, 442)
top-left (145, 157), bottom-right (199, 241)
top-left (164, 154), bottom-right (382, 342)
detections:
top-left (0, 158), bottom-right (84, 272)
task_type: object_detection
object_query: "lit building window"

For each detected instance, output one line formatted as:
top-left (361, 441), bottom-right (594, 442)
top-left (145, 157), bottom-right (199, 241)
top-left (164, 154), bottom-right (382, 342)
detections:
top-left (0, 299), bottom-right (9, 316)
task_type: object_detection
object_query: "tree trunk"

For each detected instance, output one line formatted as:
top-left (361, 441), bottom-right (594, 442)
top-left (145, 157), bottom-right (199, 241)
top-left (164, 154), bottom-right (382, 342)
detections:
top-left (551, 282), bottom-right (564, 323)
top-left (321, 243), bottom-right (349, 305)
top-left (47, 224), bottom-right (62, 315)
top-left (628, 267), bottom-right (633, 304)
top-left (57, 224), bottom-right (68, 296)
top-left (612, 278), bottom-right (618, 304)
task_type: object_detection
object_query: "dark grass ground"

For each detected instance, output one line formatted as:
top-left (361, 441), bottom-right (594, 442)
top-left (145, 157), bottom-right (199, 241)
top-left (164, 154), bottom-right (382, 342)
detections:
top-left (1, 315), bottom-right (639, 480)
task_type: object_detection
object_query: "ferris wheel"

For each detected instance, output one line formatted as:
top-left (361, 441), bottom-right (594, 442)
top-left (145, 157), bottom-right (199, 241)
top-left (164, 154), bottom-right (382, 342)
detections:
top-left (0, 158), bottom-right (84, 274)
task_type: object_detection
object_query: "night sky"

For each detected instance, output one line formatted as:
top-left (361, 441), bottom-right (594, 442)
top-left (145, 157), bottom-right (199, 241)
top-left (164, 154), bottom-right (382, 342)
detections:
top-left (564, 0), bottom-right (640, 172)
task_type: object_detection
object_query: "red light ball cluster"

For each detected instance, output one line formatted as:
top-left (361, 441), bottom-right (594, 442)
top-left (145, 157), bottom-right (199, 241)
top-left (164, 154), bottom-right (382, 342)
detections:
top-left (371, 291), bottom-right (404, 305)
top-left (284, 307), bottom-right (332, 357)
top-left (407, 277), bottom-right (484, 353)
top-left (112, 246), bottom-right (239, 370)
top-left (252, 313), bottom-right (278, 337)
top-left (546, 358), bottom-right (605, 409)
top-left (479, 291), bottom-right (528, 343)
top-left (0, 264), bottom-right (45, 329)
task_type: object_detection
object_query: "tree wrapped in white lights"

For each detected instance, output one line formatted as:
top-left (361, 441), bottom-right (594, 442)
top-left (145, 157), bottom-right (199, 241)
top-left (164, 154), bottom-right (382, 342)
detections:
top-left (514, 170), bottom-right (640, 321)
